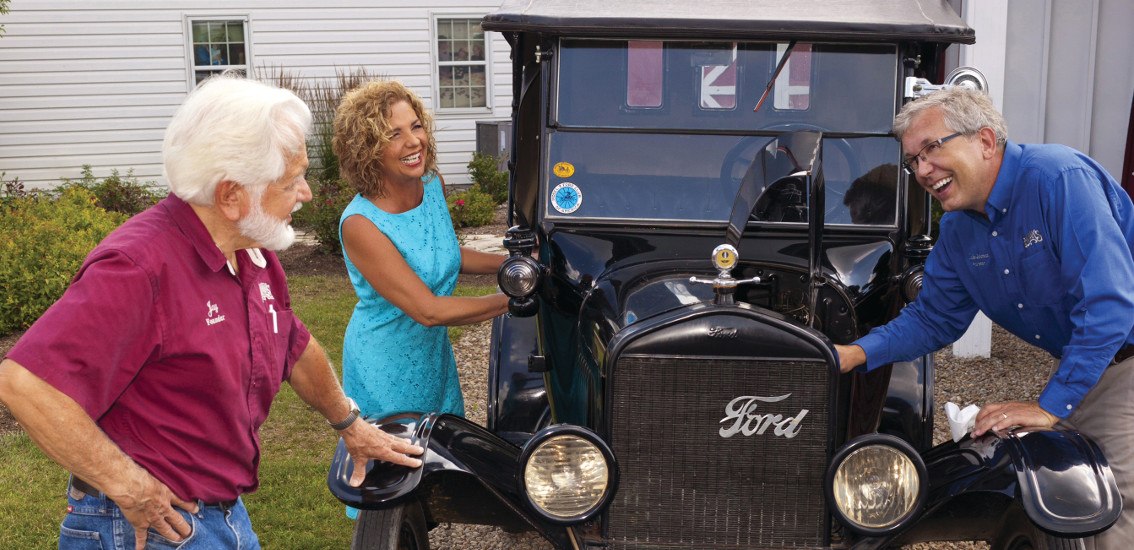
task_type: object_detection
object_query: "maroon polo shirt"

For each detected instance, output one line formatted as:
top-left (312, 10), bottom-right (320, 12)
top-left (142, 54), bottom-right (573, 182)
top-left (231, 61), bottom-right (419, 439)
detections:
top-left (7, 195), bottom-right (311, 502)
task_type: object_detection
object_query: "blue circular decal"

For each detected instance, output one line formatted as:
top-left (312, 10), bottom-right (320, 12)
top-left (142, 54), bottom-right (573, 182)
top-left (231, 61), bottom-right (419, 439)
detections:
top-left (551, 182), bottom-right (582, 214)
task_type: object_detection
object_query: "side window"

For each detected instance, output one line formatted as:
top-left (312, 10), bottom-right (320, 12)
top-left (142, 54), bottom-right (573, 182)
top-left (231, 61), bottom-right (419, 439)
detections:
top-left (187, 18), bottom-right (249, 85)
top-left (696, 43), bottom-right (738, 111)
top-left (773, 43), bottom-right (812, 111)
top-left (434, 17), bottom-right (490, 110)
top-left (626, 41), bottom-right (664, 108)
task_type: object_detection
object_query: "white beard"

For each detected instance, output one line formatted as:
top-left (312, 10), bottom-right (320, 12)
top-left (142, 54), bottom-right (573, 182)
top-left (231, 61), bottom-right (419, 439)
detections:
top-left (238, 200), bottom-right (299, 251)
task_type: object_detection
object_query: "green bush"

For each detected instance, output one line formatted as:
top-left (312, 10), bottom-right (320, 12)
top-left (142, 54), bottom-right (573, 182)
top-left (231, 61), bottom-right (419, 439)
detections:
top-left (446, 188), bottom-right (496, 228)
top-left (0, 187), bottom-right (126, 335)
top-left (292, 178), bottom-right (355, 254)
top-left (60, 165), bottom-right (164, 216)
top-left (467, 152), bottom-right (509, 205)
top-left (0, 0), bottom-right (9, 38)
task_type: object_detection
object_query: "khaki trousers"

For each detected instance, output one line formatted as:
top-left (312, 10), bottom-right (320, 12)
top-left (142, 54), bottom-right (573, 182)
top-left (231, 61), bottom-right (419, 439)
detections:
top-left (1056, 357), bottom-right (1134, 550)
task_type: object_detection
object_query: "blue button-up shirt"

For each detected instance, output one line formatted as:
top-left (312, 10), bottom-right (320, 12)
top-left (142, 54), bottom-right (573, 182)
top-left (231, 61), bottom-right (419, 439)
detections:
top-left (856, 141), bottom-right (1134, 418)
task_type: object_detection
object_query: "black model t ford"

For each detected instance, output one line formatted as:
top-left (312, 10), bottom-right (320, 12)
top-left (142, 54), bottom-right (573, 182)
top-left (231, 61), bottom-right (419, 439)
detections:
top-left (329, 1), bottom-right (1121, 548)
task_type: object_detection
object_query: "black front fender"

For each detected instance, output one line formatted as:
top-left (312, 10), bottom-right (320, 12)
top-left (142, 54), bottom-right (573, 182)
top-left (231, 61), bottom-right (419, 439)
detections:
top-left (326, 413), bottom-right (572, 548)
top-left (1006, 427), bottom-right (1120, 535)
top-left (487, 313), bottom-right (549, 445)
top-left (880, 427), bottom-right (1120, 546)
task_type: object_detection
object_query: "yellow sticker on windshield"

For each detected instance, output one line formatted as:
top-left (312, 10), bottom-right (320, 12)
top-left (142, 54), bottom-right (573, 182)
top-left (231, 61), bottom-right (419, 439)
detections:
top-left (553, 162), bottom-right (575, 178)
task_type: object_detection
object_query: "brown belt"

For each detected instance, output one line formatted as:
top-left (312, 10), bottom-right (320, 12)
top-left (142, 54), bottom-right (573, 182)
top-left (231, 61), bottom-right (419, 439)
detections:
top-left (70, 476), bottom-right (239, 511)
top-left (1114, 344), bottom-right (1134, 365)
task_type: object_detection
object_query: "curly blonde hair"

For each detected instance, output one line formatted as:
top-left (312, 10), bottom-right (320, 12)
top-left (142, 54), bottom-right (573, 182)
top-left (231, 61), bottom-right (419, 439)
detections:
top-left (333, 80), bottom-right (438, 197)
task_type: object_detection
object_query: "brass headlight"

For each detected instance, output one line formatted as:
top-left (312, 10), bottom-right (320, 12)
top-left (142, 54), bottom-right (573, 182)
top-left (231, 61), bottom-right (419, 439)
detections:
top-left (827, 434), bottom-right (926, 535)
top-left (520, 426), bottom-right (618, 524)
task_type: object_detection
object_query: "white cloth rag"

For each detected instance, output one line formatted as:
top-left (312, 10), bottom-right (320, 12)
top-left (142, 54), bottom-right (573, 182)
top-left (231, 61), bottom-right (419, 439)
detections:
top-left (944, 402), bottom-right (981, 443)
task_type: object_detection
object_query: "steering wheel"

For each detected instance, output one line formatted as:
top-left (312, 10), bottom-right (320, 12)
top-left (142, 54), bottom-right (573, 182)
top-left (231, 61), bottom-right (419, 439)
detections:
top-left (718, 124), bottom-right (861, 221)
top-left (752, 176), bottom-right (808, 222)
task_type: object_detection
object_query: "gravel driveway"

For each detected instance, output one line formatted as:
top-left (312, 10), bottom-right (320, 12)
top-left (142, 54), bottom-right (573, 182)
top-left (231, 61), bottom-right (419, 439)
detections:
top-left (437, 320), bottom-right (1052, 550)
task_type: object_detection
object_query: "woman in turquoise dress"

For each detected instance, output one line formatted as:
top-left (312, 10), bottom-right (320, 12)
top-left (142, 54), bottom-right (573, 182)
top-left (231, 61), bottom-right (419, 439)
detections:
top-left (333, 80), bottom-right (509, 425)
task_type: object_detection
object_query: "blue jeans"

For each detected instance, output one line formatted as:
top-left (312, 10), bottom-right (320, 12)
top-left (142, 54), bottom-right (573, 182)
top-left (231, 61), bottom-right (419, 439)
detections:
top-left (59, 484), bottom-right (261, 549)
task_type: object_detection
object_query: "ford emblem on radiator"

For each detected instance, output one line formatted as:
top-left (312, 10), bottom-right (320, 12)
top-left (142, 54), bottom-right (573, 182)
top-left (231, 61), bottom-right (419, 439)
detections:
top-left (719, 394), bottom-right (809, 438)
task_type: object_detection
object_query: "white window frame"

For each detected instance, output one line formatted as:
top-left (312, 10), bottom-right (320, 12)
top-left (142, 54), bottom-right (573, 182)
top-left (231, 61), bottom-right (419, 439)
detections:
top-left (183, 15), bottom-right (252, 91)
top-left (430, 14), bottom-right (493, 113)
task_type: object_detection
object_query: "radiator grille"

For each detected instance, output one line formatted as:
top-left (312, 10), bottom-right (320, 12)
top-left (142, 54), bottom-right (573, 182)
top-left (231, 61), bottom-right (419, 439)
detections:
top-left (608, 355), bottom-right (831, 549)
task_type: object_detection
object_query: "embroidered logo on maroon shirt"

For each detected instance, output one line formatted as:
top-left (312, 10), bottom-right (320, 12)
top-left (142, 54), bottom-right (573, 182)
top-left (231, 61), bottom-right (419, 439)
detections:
top-left (206, 300), bottom-right (226, 326)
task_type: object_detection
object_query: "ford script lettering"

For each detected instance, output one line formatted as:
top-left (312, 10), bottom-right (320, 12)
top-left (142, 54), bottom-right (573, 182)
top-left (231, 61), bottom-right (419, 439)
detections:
top-left (719, 394), bottom-right (809, 438)
top-left (708, 326), bottom-right (739, 339)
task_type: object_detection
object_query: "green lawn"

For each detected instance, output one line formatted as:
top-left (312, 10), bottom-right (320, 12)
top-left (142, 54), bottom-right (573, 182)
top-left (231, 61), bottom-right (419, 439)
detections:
top-left (0, 274), bottom-right (496, 548)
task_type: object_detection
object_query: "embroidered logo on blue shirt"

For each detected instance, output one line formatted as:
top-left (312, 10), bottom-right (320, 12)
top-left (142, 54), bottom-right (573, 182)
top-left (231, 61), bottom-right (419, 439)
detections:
top-left (1023, 229), bottom-right (1044, 248)
top-left (969, 253), bottom-right (990, 267)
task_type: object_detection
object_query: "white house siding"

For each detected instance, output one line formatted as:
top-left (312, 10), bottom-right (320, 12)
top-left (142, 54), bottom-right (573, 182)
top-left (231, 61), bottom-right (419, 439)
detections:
top-left (0, 1), bottom-right (514, 190)
top-left (1002, 0), bottom-right (1134, 180)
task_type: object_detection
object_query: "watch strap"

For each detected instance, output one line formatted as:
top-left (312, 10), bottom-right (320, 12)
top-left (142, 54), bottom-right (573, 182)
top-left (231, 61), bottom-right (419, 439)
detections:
top-left (330, 397), bottom-right (360, 431)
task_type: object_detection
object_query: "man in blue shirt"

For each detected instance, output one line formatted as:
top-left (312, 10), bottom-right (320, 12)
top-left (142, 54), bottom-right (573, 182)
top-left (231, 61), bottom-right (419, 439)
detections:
top-left (835, 87), bottom-right (1134, 547)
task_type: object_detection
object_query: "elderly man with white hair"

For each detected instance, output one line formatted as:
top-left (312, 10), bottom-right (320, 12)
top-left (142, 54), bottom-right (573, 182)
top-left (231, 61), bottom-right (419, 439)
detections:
top-left (0, 74), bottom-right (423, 549)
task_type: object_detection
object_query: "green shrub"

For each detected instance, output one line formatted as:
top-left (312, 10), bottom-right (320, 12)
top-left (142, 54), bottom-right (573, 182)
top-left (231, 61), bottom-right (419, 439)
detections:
top-left (446, 188), bottom-right (496, 228)
top-left (467, 152), bottom-right (509, 205)
top-left (60, 165), bottom-right (164, 216)
top-left (292, 178), bottom-right (355, 254)
top-left (0, 187), bottom-right (126, 335)
top-left (0, 0), bottom-right (9, 38)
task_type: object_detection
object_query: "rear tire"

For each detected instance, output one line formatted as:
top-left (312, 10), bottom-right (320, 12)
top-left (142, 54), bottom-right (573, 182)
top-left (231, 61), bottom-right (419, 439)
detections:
top-left (351, 501), bottom-right (430, 550)
top-left (992, 508), bottom-right (1085, 550)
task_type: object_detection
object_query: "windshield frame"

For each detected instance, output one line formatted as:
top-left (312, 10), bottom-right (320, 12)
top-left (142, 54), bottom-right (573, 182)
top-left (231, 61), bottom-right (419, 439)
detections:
top-left (542, 38), bottom-right (905, 229)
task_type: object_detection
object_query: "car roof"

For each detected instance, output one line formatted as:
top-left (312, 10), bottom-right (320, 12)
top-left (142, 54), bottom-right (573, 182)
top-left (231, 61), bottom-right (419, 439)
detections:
top-left (483, 0), bottom-right (975, 44)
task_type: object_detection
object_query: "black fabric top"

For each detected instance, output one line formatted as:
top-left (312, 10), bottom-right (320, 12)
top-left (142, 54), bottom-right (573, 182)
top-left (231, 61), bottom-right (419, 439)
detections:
top-left (483, 0), bottom-right (974, 44)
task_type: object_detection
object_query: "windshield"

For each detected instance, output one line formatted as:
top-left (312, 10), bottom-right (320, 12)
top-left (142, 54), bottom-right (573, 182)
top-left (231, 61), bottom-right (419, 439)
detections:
top-left (546, 40), bottom-right (902, 226)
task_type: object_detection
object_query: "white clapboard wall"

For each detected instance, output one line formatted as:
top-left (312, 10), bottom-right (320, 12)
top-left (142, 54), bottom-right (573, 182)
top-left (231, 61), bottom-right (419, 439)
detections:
top-left (0, 1), bottom-right (514, 190)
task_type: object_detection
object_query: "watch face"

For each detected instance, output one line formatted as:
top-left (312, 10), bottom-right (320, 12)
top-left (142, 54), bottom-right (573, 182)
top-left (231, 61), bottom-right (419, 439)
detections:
top-left (551, 182), bottom-right (582, 214)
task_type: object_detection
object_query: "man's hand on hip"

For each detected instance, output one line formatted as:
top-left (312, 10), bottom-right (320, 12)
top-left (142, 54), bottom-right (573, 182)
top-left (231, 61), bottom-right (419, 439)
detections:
top-left (106, 467), bottom-right (199, 550)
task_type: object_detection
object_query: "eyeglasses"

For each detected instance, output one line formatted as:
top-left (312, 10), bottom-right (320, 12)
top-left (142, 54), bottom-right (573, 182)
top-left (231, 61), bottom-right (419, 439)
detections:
top-left (901, 132), bottom-right (964, 175)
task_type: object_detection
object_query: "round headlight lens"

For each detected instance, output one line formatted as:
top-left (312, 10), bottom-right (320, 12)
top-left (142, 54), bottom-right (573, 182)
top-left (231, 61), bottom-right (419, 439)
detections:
top-left (832, 445), bottom-right (920, 529)
top-left (498, 257), bottom-right (540, 298)
top-left (524, 435), bottom-right (610, 519)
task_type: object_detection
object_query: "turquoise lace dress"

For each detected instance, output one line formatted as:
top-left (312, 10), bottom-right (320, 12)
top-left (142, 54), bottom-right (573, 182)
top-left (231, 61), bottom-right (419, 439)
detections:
top-left (339, 174), bottom-right (464, 420)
